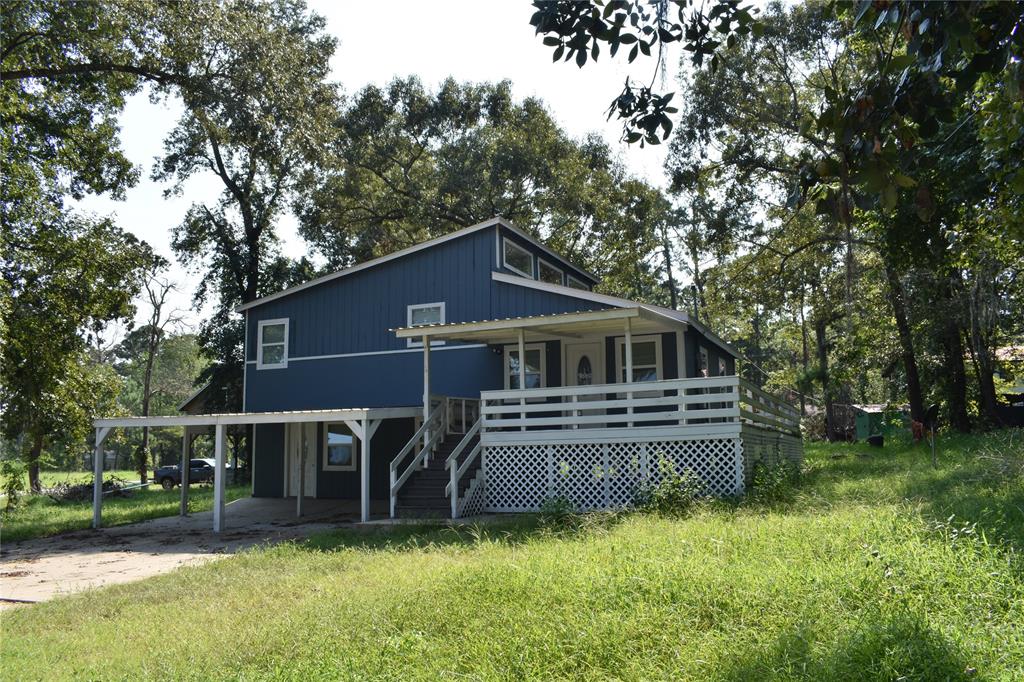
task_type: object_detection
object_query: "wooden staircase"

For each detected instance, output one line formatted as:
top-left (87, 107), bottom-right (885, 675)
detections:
top-left (394, 433), bottom-right (481, 517)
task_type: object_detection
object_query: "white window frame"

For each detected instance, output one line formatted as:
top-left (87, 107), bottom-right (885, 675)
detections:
top-left (406, 302), bottom-right (446, 348)
top-left (699, 346), bottom-right (710, 378)
top-left (323, 422), bottom-right (359, 472)
top-left (538, 258), bottom-right (564, 286)
top-left (566, 274), bottom-right (590, 290)
top-left (503, 238), bottom-right (535, 279)
top-left (615, 334), bottom-right (663, 383)
top-left (718, 356), bottom-right (728, 376)
top-left (256, 318), bottom-right (289, 370)
top-left (503, 343), bottom-right (547, 390)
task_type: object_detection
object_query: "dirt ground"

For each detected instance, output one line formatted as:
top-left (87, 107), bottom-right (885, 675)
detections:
top-left (0, 497), bottom-right (374, 609)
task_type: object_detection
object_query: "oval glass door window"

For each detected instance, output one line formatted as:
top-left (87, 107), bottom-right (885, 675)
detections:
top-left (576, 356), bottom-right (593, 385)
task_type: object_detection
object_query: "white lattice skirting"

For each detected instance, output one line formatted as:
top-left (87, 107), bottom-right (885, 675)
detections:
top-left (481, 438), bottom-right (743, 513)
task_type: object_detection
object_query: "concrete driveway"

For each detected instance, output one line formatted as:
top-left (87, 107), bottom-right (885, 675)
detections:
top-left (0, 498), bottom-right (375, 608)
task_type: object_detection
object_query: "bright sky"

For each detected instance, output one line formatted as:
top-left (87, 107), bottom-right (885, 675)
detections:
top-left (74, 0), bottom-right (679, 331)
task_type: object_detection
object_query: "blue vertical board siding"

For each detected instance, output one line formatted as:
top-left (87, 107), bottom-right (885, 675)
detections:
top-left (253, 423), bottom-right (284, 497)
top-left (315, 418), bottom-right (414, 500)
top-left (686, 328), bottom-right (737, 377)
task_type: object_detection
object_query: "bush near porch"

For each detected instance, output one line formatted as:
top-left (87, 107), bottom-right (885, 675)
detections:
top-left (1, 430), bottom-right (1022, 680)
top-left (0, 480), bottom-right (250, 543)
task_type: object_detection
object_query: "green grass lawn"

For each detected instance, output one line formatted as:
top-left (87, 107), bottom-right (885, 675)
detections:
top-left (2, 430), bottom-right (1022, 680)
top-left (0, 480), bottom-right (250, 543)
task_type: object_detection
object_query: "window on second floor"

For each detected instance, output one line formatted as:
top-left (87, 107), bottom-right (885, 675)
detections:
top-left (503, 238), bottom-right (535, 279)
top-left (538, 259), bottom-right (564, 285)
top-left (566, 274), bottom-right (590, 290)
top-left (257, 319), bottom-right (288, 369)
top-left (407, 302), bottom-right (446, 347)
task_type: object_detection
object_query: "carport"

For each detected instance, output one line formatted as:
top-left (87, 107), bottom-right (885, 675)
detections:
top-left (91, 406), bottom-right (419, 532)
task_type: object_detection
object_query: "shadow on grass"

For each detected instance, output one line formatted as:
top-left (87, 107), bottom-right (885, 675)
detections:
top-left (721, 609), bottom-right (974, 681)
top-left (302, 512), bottom-right (630, 554)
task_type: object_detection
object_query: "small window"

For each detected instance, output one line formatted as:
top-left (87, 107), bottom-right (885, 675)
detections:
top-left (257, 319), bottom-right (288, 369)
top-left (406, 302), bottom-right (446, 348)
top-left (699, 346), bottom-right (710, 378)
top-left (617, 336), bottom-right (662, 383)
top-left (566, 274), bottom-right (590, 290)
top-left (538, 259), bottom-right (564, 285)
top-left (718, 357), bottom-right (728, 377)
top-left (323, 423), bottom-right (358, 471)
top-left (504, 344), bottom-right (546, 389)
top-left (503, 238), bottom-right (535, 279)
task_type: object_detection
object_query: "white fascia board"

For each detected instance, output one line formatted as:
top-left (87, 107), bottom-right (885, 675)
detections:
top-left (394, 306), bottom-right (641, 339)
top-left (94, 406), bottom-right (421, 429)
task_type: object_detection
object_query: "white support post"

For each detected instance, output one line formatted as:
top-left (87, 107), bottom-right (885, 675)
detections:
top-left (359, 418), bottom-right (379, 523)
top-left (423, 334), bottom-right (431, 449)
top-left (213, 423), bottom-right (226, 532)
top-left (624, 317), bottom-right (634, 427)
top-left (297, 423), bottom-right (306, 519)
top-left (92, 427), bottom-right (111, 529)
top-left (517, 328), bottom-right (526, 432)
top-left (180, 426), bottom-right (190, 516)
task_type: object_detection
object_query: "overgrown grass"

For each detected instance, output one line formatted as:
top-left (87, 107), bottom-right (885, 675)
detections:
top-left (0, 482), bottom-right (250, 543)
top-left (2, 430), bottom-right (1022, 680)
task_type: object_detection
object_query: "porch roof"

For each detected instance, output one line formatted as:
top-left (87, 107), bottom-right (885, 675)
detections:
top-left (93, 405), bottom-right (422, 429)
top-left (392, 306), bottom-right (685, 345)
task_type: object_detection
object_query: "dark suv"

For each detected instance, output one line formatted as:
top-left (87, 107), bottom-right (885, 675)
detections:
top-left (153, 459), bottom-right (217, 490)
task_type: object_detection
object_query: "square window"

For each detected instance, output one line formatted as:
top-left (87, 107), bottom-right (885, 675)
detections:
top-left (538, 259), bottom-right (563, 285)
top-left (407, 302), bottom-right (446, 347)
top-left (505, 345), bottom-right (545, 390)
top-left (503, 238), bottom-right (535, 279)
top-left (566, 275), bottom-right (590, 290)
top-left (324, 423), bottom-right (358, 471)
top-left (617, 336), bottom-right (662, 383)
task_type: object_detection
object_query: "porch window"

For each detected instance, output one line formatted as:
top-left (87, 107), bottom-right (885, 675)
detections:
top-left (566, 274), bottom-right (590, 290)
top-left (503, 238), bottom-right (535, 279)
top-left (718, 357), bottom-right (728, 376)
top-left (538, 259), bottom-right (564, 285)
top-left (257, 319), bottom-right (288, 369)
top-left (504, 344), bottom-right (546, 389)
top-left (323, 423), bottom-right (358, 471)
top-left (406, 302), bottom-right (446, 347)
top-left (616, 335), bottom-right (662, 383)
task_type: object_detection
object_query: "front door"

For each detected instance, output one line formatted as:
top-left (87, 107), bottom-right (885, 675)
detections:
top-left (286, 422), bottom-right (317, 498)
top-left (565, 342), bottom-right (604, 428)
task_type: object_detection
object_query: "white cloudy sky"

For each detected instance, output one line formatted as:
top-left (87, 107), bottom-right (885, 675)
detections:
top-left (75, 0), bottom-right (681, 330)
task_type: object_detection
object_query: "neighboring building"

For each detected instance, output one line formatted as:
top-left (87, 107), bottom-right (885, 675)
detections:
top-left (93, 217), bottom-right (801, 529)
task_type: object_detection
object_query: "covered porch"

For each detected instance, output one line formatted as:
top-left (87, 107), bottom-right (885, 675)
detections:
top-left (90, 406), bottom-right (420, 532)
top-left (391, 306), bottom-right (802, 516)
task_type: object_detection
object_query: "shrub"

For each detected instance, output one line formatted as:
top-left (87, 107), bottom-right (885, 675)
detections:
top-left (749, 459), bottom-right (802, 504)
top-left (634, 459), bottom-right (704, 516)
top-left (1, 459), bottom-right (27, 512)
top-left (538, 495), bottom-right (576, 521)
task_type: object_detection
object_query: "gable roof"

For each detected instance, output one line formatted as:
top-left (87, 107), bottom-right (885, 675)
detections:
top-left (234, 216), bottom-right (597, 313)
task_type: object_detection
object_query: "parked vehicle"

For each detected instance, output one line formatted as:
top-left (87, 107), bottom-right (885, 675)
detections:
top-left (153, 459), bottom-right (218, 490)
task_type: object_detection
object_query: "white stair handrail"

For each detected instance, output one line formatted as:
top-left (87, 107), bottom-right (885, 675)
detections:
top-left (389, 399), bottom-right (446, 517)
top-left (446, 417), bottom-right (482, 518)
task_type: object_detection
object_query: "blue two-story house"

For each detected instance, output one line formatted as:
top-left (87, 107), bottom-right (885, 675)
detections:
top-left (92, 217), bottom-right (802, 531)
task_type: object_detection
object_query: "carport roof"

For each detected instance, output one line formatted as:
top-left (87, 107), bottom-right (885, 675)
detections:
top-left (93, 405), bottom-right (421, 429)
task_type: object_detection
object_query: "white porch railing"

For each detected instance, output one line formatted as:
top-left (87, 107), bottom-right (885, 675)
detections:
top-left (389, 399), bottom-right (446, 517)
top-left (479, 376), bottom-right (800, 438)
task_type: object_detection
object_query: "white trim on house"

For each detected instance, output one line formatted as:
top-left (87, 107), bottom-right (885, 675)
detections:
top-left (614, 334), bottom-right (664, 383)
top-left (242, 309), bottom-right (249, 410)
top-left (502, 237), bottom-right (535, 279)
top-left (502, 342), bottom-right (547, 390)
top-left (94, 406), bottom-right (422, 428)
top-left (257, 318), bottom-right (289, 370)
top-left (243, 343), bottom-right (488, 364)
top-left (538, 258), bottom-right (564, 286)
top-left (234, 217), bottom-right (597, 313)
top-left (323, 422), bottom-right (359, 471)
top-left (406, 302), bottom-right (447, 348)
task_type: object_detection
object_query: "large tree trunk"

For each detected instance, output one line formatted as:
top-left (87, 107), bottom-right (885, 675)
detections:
top-left (815, 318), bottom-right (841, 441)
top-left (941, 285), bottom-right (970, 432)
top-left (967, 270), bottom-right (1003, 426)
top-left (883, 261), bottom-right (924, 422)
top-left (27, 431), bottom-right (43, 494)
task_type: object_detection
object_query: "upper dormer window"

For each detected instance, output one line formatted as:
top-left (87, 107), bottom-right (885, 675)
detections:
top-left (503, 238), bottom-right (535, 279)
top-left (538, 259), bottom-right (564, 285)
top-left (566, 274), bottom-right (590, 290)
top-left (257, 319), bottom-right (289, 369)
